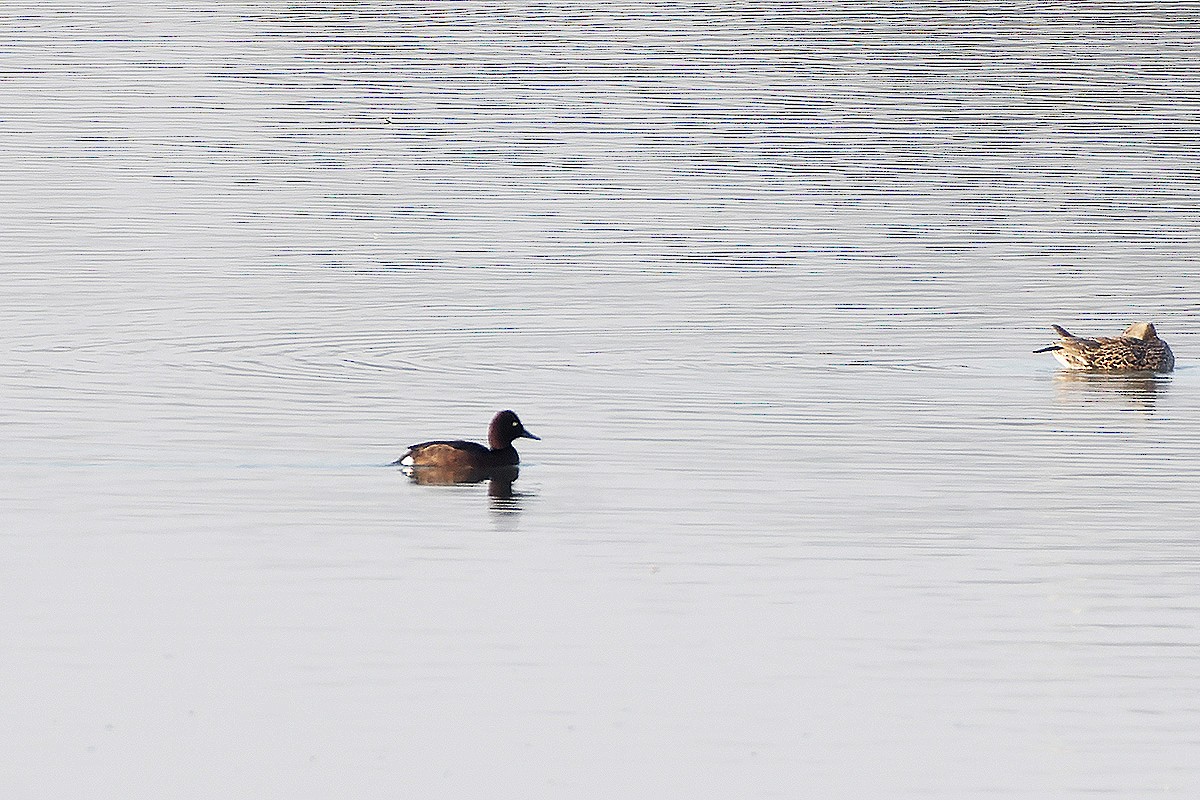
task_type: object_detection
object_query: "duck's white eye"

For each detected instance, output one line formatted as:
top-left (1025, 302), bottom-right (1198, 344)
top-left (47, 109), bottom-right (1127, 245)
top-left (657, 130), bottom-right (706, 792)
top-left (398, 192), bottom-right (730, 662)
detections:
top-left (512, 421), bottom-right (519, 427)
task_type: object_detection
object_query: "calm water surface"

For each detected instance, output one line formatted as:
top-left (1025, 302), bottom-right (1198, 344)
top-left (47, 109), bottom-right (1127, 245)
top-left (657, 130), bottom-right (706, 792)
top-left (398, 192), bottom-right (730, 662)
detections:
top-left (4, 3), bottom-right (1200, 797)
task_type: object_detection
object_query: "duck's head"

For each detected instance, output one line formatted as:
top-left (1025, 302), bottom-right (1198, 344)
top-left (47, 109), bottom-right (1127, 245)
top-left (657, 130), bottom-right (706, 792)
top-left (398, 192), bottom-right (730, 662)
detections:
top-left (488, 410), bottom-right (540, 449)
top-left (1122, 322), bottom-right (1159, 340)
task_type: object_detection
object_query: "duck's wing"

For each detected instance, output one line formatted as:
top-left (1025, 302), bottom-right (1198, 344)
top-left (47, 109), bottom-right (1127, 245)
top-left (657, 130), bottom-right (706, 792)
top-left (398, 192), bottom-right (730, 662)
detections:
top-left (392, 439), bottom-right (488, 467)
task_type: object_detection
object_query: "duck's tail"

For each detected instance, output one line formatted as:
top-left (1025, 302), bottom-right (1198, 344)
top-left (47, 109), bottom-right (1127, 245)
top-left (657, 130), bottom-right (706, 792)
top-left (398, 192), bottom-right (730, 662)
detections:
top-left (1033, 324), bottom-right (1073, 353)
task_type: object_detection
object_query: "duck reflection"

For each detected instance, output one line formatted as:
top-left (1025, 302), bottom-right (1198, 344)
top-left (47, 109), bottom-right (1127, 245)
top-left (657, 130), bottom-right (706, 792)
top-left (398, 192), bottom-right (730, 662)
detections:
top-left (1052, 370), bottom-right (1168, 411)
top-left (486, 469), bottom-right (529, 513)
top-left (401, 463), bottom-right (528, 512)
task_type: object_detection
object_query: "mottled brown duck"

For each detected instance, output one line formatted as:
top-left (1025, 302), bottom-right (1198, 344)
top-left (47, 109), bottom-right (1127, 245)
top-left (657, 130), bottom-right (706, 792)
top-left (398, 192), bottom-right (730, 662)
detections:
top-left (1034, 322), bottom-right (1174, 372)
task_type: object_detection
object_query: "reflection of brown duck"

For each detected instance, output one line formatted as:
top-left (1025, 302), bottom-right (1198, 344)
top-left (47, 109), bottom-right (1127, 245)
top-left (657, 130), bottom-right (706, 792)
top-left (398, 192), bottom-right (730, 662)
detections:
top-left (393, 410), bottom-right (539, 484)
top-left (404, 462), bottom-right (518, 486)
top-left (1052, 370), bottom-right (1165, 412)
top-left (1034, 322), bottom-right (1174, 372)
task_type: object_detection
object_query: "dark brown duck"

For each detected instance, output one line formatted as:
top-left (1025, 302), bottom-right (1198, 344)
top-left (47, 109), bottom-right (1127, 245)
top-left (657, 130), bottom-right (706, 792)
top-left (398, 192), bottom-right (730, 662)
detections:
top-left (393, 410), bottom-right (540, 482)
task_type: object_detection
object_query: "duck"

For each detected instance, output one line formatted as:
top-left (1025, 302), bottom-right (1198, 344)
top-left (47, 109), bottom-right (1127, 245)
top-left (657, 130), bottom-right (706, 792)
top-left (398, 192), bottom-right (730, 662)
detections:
top-left (393, 410), bottom-right (540, 483)
top-left (1034, 322), bottom-right (1174, 372)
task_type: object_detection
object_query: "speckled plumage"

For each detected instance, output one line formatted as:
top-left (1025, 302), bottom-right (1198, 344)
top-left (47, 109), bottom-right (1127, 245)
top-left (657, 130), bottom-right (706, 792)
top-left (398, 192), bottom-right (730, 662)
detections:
top-left (1034, 322), bottom-right (1174, 372)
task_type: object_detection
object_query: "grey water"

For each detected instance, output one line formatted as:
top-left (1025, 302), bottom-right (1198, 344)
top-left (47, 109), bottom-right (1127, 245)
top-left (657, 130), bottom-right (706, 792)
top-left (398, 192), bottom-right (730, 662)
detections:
top-left (4, 3), bottom-right (1200, 797)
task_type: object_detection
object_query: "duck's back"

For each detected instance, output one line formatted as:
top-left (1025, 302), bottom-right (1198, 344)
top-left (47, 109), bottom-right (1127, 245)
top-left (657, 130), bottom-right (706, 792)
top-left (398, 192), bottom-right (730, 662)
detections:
top-left (398, 439), bottom-right (517, 469)
top-left (400, 440), bottom-right (487, 468)
top-left (1056, 333), bottom-right (1173, 372)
